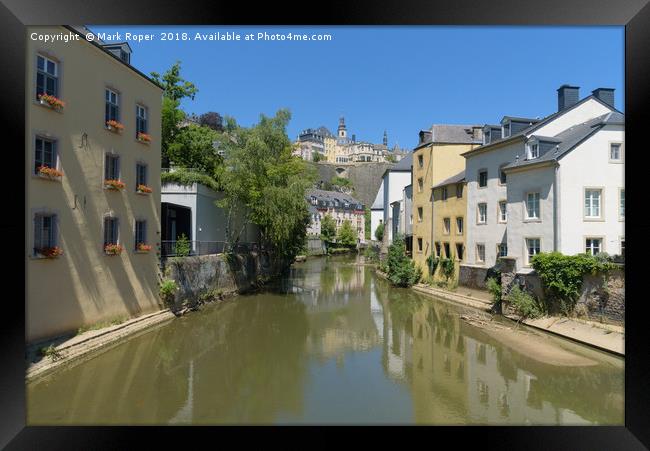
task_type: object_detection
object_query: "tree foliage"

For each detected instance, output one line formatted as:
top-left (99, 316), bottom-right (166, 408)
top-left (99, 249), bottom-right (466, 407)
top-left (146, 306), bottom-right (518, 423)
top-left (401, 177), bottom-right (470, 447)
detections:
top-left (217, 109), bottom-right (317, 261)
top-left (167, 124), bottom-right (222, 174)
top-left (151, 61), bottom-right (198, 101)
top-left (386, 235), bottom-right (422, 287)
top-left (320, 214), bottom-right (337, 246)
top-left (198, 111), bottom-right (224, 132)
top-left (337, 220), bottom-right (357, 248)
top-left (374, 222), bottom-right (384, 241)
top-left (364, 207), bottom-right (371, 238)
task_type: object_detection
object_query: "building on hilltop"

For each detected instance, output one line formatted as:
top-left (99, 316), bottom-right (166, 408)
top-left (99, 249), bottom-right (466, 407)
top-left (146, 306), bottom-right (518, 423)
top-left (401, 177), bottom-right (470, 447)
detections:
top-left (306, 189), bottom-right (366, 244)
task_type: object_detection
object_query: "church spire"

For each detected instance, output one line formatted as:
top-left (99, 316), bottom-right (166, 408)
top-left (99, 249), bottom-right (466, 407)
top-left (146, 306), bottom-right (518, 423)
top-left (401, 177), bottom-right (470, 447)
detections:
top-left (383, 130), bottom-right (388, 147)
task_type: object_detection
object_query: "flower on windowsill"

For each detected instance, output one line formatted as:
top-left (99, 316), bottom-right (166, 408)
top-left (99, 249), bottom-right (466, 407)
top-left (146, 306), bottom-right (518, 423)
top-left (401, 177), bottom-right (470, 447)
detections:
top-left (37, 165), bottom-right (64, 179)
top-left (137, 132), bottom-right (152, 143)
top-left (104, 179), bottom-right (125, 190)
top-left (137, 243), bottom-right (152, 252)
top-left (106, 120), bottom-right (124, 132)
top-left (36, 246), bottom-right (64, 258)
top-left (136, 184), bottom-right (152, 194)
top-left (38, 93), bottom-right (65, 110)
top-left (104, 243), bottom-right (123, 255)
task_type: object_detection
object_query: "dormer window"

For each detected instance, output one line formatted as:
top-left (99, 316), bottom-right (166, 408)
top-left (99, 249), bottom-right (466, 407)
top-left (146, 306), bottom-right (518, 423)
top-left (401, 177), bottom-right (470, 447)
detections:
top-left (502, 122), bottom-right (511, 138)
top-left (529, 143), bottom-right (539, 159)
top-left (483, 129), bottom-right (490, 145)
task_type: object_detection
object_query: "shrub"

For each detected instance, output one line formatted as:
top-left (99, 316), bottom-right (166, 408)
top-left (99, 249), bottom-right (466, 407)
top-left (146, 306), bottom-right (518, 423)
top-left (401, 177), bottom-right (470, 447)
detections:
top-left (426, 255), bottom-right (440, 276)
top-left (175, 233), bottom-right (191, 257)
top-left (386, 235), bottom-right (422, 287)
top-left (531, 252), bottom-right (617, 313)
top-left (507, 285), bottom-right (543, 319)
top-left (440, 257), bottom-right (455, 281)
top-left (486, 277), bottom-right (502, 306)
top-left (363, 245), bottom-right (379, 262)
top-left (40, 345), bottom-right (63, 361)
top-left (337, 220), bottom-right (357, 248)
top-left (160, 279), bottom-right (178, 308)
top-left (374, 223), bottom-right (385, 242)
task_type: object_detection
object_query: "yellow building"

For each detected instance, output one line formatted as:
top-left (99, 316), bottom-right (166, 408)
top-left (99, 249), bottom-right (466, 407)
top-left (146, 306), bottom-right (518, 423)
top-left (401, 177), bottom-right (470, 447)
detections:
top-left (411, 126), bottom-right (482, 274)
top-left (26, 26), bottom-right (163, 343)
top-left (430, 171), bottom-right (467, 282)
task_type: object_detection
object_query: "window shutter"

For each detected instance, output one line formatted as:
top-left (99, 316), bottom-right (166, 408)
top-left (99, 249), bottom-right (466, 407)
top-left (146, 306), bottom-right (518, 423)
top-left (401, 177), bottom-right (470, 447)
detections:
top-left (34, 215), bottom-right (42, 251)
top-left (115, 157), bottom-right (120, 180)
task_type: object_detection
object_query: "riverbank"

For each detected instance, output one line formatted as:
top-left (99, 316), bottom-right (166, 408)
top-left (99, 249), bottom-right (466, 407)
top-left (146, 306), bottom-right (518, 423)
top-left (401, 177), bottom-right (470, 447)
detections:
top-left (376, 268), bottom-right (624, 356)
top-left (26, 309), bottom-right (176, 382)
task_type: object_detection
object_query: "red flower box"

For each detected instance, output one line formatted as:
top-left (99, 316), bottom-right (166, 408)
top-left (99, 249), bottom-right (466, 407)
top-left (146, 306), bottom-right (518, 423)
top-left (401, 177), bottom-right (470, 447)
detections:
top-left (106, 120), bottom-right (124, 132)
top-left (137, 132), bottom-right (152, 143)
top-left (136, 184), bottom-right (152, 194)
top-left (137, 243), bottom-right (152, 252)
top-left (36, 246), bottom-right (64, 258)
top-left (38, 93), bottom-right (65, 110)
top-left (104, 243), bottom-right (123, 255)
top-left (37, 165), bottom-right (64, 179)
top-left (104, 179), bottom-right (125, 190)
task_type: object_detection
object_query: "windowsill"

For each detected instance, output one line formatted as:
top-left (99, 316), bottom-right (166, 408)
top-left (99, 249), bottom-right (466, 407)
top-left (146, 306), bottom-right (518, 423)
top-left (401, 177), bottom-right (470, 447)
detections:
top-left (104, 252), bottom-right (123, 257)
top-left (477, 222), bottom-right (487, 226)
top-left (135, 191), bottom-right (152, 195)
top-left (523, 219), bottom-right (541, 223)
top-left (583, 218), bottom-right (605, 222)
top-left (35, 99), bottom-right (64, 113)
top-left (136, 138), bottom-right (151, 145)
top-left (33, 173), bottom-right (63, 182)
top-left (29, 254), bottom-right (62, 260)
top-left (608, 160), bottom-right (623, 164)
top-left (105, 126), bottom-right (123, 134)
top-left (134, 250), bottom-right (151, 254)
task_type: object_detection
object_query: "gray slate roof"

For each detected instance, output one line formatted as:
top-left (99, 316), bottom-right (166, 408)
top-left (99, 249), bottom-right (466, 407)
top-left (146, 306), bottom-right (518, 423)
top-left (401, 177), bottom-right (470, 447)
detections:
top-left (503, 112), bottom-right (624, 171)
top-left (371, 182), bottom-right (384, 209)
top-left (391, 153), bottom-right (413, 171)
top-left (307, 189), bottom-right (364, 208)
top-left (432, 170), bottom-right (466, 189)
top-left (431, 124), bottom-right (482, 144)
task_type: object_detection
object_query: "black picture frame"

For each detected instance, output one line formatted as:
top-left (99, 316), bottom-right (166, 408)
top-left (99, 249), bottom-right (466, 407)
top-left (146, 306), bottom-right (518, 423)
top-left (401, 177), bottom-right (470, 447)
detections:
top-left (2, 0), bottom-right (648, 448)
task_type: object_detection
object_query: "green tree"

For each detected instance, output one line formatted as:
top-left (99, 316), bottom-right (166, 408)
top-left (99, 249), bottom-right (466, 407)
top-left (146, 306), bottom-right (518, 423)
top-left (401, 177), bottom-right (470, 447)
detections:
top-left (167, 124), bottom-right (222, 174)
top-left (217, 109), bottom-right (317, 262)
top-left (320, 214), bottom-right (337, 247)
top-left (337, 220), bottom-right (357, 248)
top-left (364, 207), bottom-right (371, 238)
top-left (160, 97), bottom-right (186, 168)
top-left (374, 222), bottom-right (385, 241)
top-left (312, 152), bottom-right (325, 162)
top-left (151, 61), bottom-right (198, 101)
top-left (386, 235), bottom-right (422, 287)
top-left (330, 176), bottom-right (353, 191)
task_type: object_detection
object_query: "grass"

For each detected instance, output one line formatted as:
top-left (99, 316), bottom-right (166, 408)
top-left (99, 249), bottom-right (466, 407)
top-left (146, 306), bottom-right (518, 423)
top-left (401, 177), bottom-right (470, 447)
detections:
top-left (77, 316), bottom-right (128, 335)
top-left (40, 344), bottom-right (63, 361)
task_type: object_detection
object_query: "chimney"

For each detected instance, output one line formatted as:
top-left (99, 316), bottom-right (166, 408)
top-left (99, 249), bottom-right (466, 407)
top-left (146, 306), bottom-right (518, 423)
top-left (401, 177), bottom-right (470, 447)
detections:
top-left (557, 85), bottom-right (580, 111)
top-left (352, 134), bottom-right (356, 143)
top-left (592, 88), bottom-right (615, 108)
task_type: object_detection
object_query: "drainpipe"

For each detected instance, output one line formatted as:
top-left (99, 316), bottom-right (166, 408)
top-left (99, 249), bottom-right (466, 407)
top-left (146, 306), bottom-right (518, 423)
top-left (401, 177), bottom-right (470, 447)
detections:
top-left (553, 163), bottom-right (559, 251)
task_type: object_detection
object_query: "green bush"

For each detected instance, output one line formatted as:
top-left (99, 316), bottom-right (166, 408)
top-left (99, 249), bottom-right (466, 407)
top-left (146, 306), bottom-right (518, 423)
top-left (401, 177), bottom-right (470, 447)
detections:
top-left (386, 235), bottom-right (422, 287)
top-left (40, 344), bottom-right (63, 361)
top-left (175, 233), bottom-right (191, 257)
top-left (374, 223), bottom-right (385, 242)
top-left (426, 255), bottom-right (440, 276)
top-left (440, 257), bottom-right (455, 281)
top-left (160, 279), bottom-right (178, 308)
top-left (486, 277), bottom-right (502, 306)
top-left (363, 246), bottom-right (379, 262)
top-left (531, 252), bottom-right (617, 313)
top-left (507, 285), bottom-right (544, 319)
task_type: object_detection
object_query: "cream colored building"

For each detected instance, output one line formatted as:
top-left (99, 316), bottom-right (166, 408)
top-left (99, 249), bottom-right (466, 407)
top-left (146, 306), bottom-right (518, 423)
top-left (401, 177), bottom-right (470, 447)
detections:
top-left (26, 26), bottom-right (163, 343)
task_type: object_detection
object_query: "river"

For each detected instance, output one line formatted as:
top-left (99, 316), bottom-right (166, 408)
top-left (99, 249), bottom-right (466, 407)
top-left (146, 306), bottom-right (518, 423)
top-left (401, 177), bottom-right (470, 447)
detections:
top-left (27, 255), bottom-right (624, 425)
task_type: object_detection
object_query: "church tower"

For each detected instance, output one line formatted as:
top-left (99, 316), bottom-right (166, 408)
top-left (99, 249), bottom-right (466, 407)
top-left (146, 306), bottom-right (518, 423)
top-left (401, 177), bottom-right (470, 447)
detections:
top-left (338, 116), bottom-right (347, 139)
top-left (383, 130), bottom-right (388, 147)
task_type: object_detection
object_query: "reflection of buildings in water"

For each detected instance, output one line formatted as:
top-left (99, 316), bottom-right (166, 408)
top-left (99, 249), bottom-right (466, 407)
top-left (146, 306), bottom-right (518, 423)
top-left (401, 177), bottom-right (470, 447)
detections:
top-left (369, 278), bottom-right (384, 341)
top-left (169, 359), bottom-right (194, 424)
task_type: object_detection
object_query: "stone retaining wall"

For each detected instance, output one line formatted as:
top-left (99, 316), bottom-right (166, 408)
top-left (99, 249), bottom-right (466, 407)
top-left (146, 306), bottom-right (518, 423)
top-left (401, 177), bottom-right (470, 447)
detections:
top-left (458, 265), bottom-right (490, 290)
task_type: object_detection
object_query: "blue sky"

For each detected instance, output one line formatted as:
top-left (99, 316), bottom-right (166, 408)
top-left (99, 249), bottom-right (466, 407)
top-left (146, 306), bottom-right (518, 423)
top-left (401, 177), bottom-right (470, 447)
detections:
top-left (90, 26), bottom-right (624, 149)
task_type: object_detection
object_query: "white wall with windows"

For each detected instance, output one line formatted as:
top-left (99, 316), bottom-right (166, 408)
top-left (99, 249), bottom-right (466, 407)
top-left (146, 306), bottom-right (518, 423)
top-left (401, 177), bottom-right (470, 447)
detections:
top-left (558, 125), bottom-right (625, 256)
top-left (382, 170), bottom-right (412, 243)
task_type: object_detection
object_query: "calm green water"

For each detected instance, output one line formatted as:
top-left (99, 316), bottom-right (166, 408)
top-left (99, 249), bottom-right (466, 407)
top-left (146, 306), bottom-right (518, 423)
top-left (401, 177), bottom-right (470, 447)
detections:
top-left (27, 255), bottom-right (624, 425)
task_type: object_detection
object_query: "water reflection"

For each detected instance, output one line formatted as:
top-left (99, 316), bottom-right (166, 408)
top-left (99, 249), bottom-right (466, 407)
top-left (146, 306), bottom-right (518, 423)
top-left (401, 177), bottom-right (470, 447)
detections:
top-left (27, 255), bottom-right (623, 425)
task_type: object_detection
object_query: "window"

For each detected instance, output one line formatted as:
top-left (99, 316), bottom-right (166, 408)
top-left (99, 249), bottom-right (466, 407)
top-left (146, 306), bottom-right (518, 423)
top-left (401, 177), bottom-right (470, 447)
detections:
top-left (621, 238), bottom-right (625, 258)
top-left (105, 88), bottom-right (119, 123)
top-left (443, 218), bottom-right (450, 235)
top-left (585, 238), bottom-right (602, 256)
top-left (499, 165), bottom-right (507, 184)
top-left (441, 187), bottom-right (448, 201)
top-left (418, 154), bottom-right (423, 168)
top-left (417, 238), bottom-right (423, 252)
top-left (497, 243), bottom-right (508, 258)
top-left (478, 170), bottom-right (488, 188)
top-left (478, 203), bottom-right (487, 224)
top-left (36, 55), bottom-right (58, 99)
top-left (498, 200), bottom-right (508, 223)
top-left (104, 216), bottom-right (119, 246)
top-left (435, 242), bottom-right (441, 257)
top-left (502, 122), bottom-right (510, 138)
top-left (476, 244), bottom-right (485, 263)
top-left (444, 242), bottom-right (451, 258)
top-left (135, 220), bottom-right (147, 249)
top-left (119, 50), bottom-right (130, 64)
top-left (619, 189), bottom-right (625, 219)
top-left (456, 243), bottom-right (464, 261)
top-left (105, 154), bottom-right (120, 180)
top-left (136, 105), bottom-right (148, 135)
top-left (526, 193), bottom-right (540, 220)
top-left (34, 137), bottom-right (57, 174)
top-left (456, 217), bottom-right (463, 235)
top-left (525, 238), bottom-right (540, 265)
top-left (33, 213), bottom-right (57, 255)
top-left (456, 184), bottom-right (463, 198)
top-left (136, 163), bottom-right (148, 187)
top-left (610, 143), bottom-right (622, 161)
top-left (529, 144), bottom-right (539, 159)
top-left (584, 189), bottom-right (602, 219)
top-left (417, 207), bottom-right (423, 222)
top-left (418, 178), bottom-right (423, 193)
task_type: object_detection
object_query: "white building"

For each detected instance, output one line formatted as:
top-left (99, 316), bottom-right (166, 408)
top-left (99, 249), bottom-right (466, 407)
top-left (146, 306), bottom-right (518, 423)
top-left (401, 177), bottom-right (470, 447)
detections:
top-left (381, 153), bottom-right (413, 243)
top-left (462, 85), bottom-right (623, 272)
top-left (370, 182), bottom-right (385, 241)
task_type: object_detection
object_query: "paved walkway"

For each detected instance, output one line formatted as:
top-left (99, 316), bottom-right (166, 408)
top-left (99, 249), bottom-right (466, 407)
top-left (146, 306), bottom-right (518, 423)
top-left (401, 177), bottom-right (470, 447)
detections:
top-left (26, 309), bottom-right (176, 382)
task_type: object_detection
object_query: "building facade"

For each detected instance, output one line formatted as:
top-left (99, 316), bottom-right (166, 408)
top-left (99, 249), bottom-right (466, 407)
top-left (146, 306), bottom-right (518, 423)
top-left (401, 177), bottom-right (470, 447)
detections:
top-left (306, 189), bottom-right (366, 243)
top-left (411, 125), bottom-right (482, 274)
top-left (462, 85), bottom-right (622, 274)
top-left (27, 26), bottom-right (163, 342)
top-left (382, 154), bottom-right (413, 243)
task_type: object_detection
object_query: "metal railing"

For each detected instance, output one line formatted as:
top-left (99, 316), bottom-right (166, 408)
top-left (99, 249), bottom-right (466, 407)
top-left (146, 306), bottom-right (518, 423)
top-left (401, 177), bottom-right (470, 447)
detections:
top-left (160, 240), bottom-right (261, 257)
